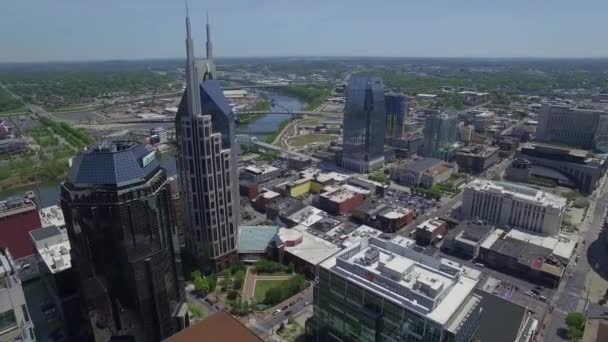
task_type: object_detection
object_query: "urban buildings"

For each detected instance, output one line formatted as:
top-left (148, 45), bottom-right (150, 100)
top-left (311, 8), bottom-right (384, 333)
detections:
top-left (442, 222), bottom-right (496, 259)
top-left (0, 138), bottom-right (27, 156)
top-left (390, 157), bottom-right (457, 188)
top-left (422, 112), bottom-right (458, 158)
top-left (384, 92), bottom-right (408, 140)
top-left (60, 141), bottom-right (186, 341)
top-left (309, 236), bottom-right (483, 341)
top-left (0, 193), bottom-right (42, 280)
top-left (535, 103), bottom-right (608, 152)
top-left (240, 165), bottom-right (281, 184)
top-left (175, 14), bottom-right (239, 271)
top-left (342, 77), bottom-right (387, 173)
top-left (455, 145), bottom-right (500, 175)
top-left (319, 187), bottom-right (366, 215)
top-left (462, 179), bottom-right (567, 236)
top-left (352, 200), bottom-right (414, 233)
top-left (0, 248), bottom-right (35, 342)
top-left (415, 218), bottom-right (448, 246)
top-left (508, 142), bottom-right (606, 194)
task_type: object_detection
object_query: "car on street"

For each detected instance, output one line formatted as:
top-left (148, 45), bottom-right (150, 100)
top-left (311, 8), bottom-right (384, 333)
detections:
top-left (284, 310), bottom-right (292, 316)
top-left (474, 262), bottom-right (485, 268)
top-left (273, 309), bottom-right (282, 316)
top-left (297, 297), bottom-right (303, 302)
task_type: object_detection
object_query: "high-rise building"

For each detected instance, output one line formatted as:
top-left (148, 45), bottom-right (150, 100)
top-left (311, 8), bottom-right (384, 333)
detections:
top-left (308, 236), bottom-right (482, 341)
top-left (0, 248), bottom-right (36, 342)
top-left (342, 77), bottom-right (386, 173)
top-left (60, 141), bottom-right (187, 341)
top-left (175, 13), bottom-right (239, 271)
top-left (199, 11), bottom-right (215, 81)
top-left (422, 112), bottom-right (458, 158)
top-left (462, 179), bottom-right (566, 236)
top-left (384, 92), bottom-right (408, 140)
top-left (536, 103), bottom-right (608, 151)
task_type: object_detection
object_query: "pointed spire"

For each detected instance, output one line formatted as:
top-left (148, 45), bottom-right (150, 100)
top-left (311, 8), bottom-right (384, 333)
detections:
top-left (185, 0), bottom-right (202, 116)
top-left (205, 10), bottom-right (213, 61)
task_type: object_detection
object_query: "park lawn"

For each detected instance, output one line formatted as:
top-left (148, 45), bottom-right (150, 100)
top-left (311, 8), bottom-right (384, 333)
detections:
top-left (288, 134), bottom-right (337, 147)
top-left (254, 279), bottom-right (286, 302)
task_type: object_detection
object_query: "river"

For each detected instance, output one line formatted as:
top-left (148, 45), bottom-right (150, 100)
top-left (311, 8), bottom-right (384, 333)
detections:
top-left (0, 92), bottom-right (304, 207)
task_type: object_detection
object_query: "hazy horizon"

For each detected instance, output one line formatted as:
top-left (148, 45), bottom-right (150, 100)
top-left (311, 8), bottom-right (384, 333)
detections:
top-left (2, 0), bottom-right (608, 63)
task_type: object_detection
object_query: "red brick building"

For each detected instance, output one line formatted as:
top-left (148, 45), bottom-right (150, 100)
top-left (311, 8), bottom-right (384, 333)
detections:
top-left (319, 188), bottom-right (366, 215)
top-left (0, 196), bottom-right (42, 260)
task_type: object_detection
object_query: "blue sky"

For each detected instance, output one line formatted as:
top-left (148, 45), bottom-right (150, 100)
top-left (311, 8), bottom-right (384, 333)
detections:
top-left (1, 0), bottom-right (607, 62)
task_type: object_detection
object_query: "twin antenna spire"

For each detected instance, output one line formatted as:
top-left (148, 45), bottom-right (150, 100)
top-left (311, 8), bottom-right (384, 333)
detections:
top-left (184, 1), bottom-right (215, 116)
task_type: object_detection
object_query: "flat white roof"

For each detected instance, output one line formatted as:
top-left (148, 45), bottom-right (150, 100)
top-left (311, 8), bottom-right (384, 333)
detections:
top-left (506, 229), bottom-right (576, 261)
top-left (29, 226), bottom-right (71, 274)
top-left (417, 218), bottom-right (444, 232)
top-left (322, 236), bottom-right (479, 326)
top-left (245, 165), bottom-right (279, 175)
top-left (467, 179), bottom-right (566, 209)
top-left (282, 226), bottom-right (340, 265)
top-left (288, 206), bottom-right (326, 227)
top-left (39, 205), bottom-right (65, 228)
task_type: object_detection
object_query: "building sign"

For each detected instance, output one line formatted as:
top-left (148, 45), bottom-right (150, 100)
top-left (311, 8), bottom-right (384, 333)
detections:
top-left (142, 151), bottom-right (156, 167)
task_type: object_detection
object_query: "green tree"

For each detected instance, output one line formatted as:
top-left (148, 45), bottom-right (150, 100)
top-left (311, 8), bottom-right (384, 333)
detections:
top-left (234, 270), bottom-right (246, 290)
top-left (264, 286), bottom-right (285, 305)
top-left (222, 269), bottom-right (232, 288)
top-left (565, 312), bottom-right (585, 340)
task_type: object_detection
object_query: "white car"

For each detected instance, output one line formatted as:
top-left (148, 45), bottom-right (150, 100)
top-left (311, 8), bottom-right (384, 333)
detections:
top-left (273, 309), bottom-right (282, 316)
top-left (474, 263), bottom-right (485, 268)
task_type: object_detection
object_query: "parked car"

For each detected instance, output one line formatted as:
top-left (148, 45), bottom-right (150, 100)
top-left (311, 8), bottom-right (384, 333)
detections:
top-left (273, 309), bottom-right (282, 316)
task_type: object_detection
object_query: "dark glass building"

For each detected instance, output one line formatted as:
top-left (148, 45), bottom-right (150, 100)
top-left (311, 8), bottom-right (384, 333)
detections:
top-left (175, 15), bottom-right (239, 272)
top-left (60, 141), bottom-right (187, 342)
top-left (385, 92), bottom-right (408, 139)
top-left (342, 77), bottom-right (387, 173)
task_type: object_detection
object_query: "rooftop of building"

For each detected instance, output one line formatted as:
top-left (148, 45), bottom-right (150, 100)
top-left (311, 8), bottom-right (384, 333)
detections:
top-left (39, 205), bottom-right (65, 228)
top-left (417, 218), bottom-right (445, 233)
top-left (29, 225), bottom-right (71, 274)
top-left (244, 164), bottom-right (279, 175)
top-left (397, 157), bottom-right (444, 173)
top-left (0, 196), bottom-right (36, 218)
top-left (325, 223), bottom-right (384, 248)
top-left (473, 289), bottom-right (534, 342)
top-left (67, 140), bottom-right (160, 188)
top-left (279, 225), bottom-right (341, 266)
top-left (266, 196), bottom-right (305, 215)
top-left (321, 236), bottom-right (480, 326)
top-left (456, 222), bottom-right (495, 243)
top-left (287, 206), bottom-right (327, 227)
top-left (466, 179), bottom-right (567, 209)
top-left (238, 225), bottom-right (280, 254)
top-left (457, 144), bottom-right (499, 157)
top-left (166, 310), bottom-right (262, 342)
top-left (520, 142), bottom-right (590, 158)
top-left (320, 187), bottom-right (360, 203)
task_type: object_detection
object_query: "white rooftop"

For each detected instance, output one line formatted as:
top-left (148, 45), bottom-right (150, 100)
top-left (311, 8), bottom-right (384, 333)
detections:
top-left (417, 218), bottom-right (444, 232)
top-left (326, 224), bottom-right (383, 248)
top-left (280, 225), bottom-right (340, 266)
top-left (467, 179), bottom-right (566, 209)
top-left (288, 206), bottom-right (326, 227)
top-left (39, 205), bottom-right (65, 228)
top-left (322, 236), bottom-right (479, 326)
top-left (506, 229), bottom-right (576, 261)
top-left (29, 226), bottom-right (72, 274)
top-left (245, 165), bottom-right (279, 175)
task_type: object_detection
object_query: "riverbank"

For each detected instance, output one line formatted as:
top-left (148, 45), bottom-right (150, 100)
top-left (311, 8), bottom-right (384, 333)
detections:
top-left (265, 119), bottom-right (291, 144)
top-left (277, 85), bottom-right (331, 110)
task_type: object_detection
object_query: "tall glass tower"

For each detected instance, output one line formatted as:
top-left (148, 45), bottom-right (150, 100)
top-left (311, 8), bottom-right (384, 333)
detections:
top-left (422, 112), bottom-right (458, 158)
top-left (342, 77), bottom-right (387, 173)
top-left (60, 141), bottom-right (187, 342)
top-left (175, 13), bottom-right (239, 272)
top-left (385, 92), bottom-right (408, 139)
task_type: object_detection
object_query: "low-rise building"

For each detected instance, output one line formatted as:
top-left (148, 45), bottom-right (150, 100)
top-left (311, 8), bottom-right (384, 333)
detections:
top-left (352, 200), bottom-right (414, 232)
top-left (415, 218), bottom-right (448, 246)
top-left (309, 235), bottom-right (483, 342)
top-left (462, 179), bottom-right (566, 236)
top-left (514, 143), bottom-right (606, 194)
top-left (456, 145), bottom-right (500, 174)
top-left (390, 158), bottom-right (458, 188)
top-left (319, 187), bottom-right (366, 215)
top-left (458, 91), bottom-right (490, 106)
top-left (265, 196), bottom-right (306, 220)
top-left (478, 229), bottom-right (574, 287)
top-left (0, 138), bottom-right (27, 156)
top-left (442, 222), bottom-right (495, 259)
top-left (0, 248), bottom-right (36, 342)
top-left (240, 165), bottom-right (281, 184)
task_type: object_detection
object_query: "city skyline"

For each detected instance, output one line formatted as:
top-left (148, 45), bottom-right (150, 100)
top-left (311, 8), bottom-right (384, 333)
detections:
top-left (2, 0), bottom-right (608, 63)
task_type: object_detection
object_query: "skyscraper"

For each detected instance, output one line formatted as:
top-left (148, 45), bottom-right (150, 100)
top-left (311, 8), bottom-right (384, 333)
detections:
top-left (342, 77), bottom-right (387, 173)
top-left (384, 92), bottom-right (408, 140)
top-left (175, 13), bottom-right (238, 271)
top-left (422, 112), bottom-right (458, 158)
top-left (201, 11), bottom-right (215, 81)
top-left (60, 141), bottom-right (187, 341)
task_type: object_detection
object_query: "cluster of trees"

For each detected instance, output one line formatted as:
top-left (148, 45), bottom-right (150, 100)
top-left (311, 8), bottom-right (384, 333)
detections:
top-left (565, 312), bottom-right (585, 340)
top-left (0, 88), bottom-right (23, 112)
top-left (39, 117), bottom-right (95, 148)
top-left (230, 299), bottom-right (254, 316)
top-left (254, 260), bottom-right (290, 274)
top-left (280, 85), bottom-right (332, 110)
top-left (437, 94), bottom-right (465, 110)
top-left (263, 275), bottom-right (308, 305)
top-left (190, 271), bottom-right (216, 295)
top-left (264, 119), bottom-right (291, 144)
top-left (412, 187), bottom-right (442, 201)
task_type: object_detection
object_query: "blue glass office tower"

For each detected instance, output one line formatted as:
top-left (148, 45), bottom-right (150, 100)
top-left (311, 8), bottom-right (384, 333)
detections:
top-left (342, 77), bottom-right (387, 173)
top-left (385, 92), bottom-right (408, 139)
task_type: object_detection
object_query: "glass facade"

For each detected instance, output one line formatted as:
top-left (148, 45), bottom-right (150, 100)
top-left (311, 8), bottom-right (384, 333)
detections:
top-left (342, 77), bottom-right (387, 173)
top-left (422, 113), bottom-right (458, 158)
top-left (60, 142), bottom-right (186, 342)
top-left (385, 93), bottom-right (408, 139)
top-left (310, 269), bottom-right (481, 342)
